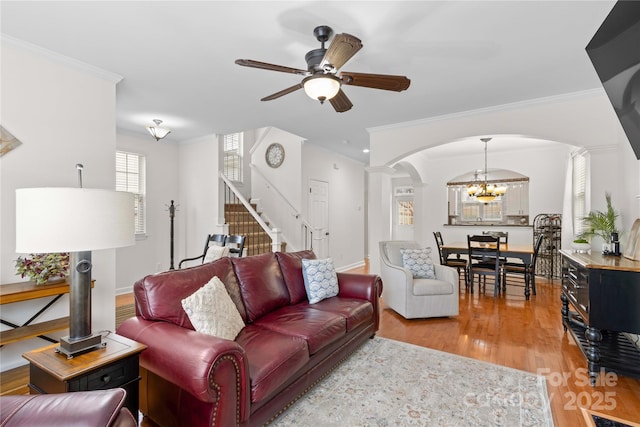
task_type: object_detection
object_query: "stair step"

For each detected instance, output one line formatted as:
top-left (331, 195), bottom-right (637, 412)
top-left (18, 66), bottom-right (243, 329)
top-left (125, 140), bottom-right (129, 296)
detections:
top-left (225, 203), bottom-right (257, 212)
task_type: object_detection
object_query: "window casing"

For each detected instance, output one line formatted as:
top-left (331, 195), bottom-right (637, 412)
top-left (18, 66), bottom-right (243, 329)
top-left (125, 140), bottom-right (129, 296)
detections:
top-left (116, 151), bottom-right (146, 235)
top-left (572, 152), bottom-right (587, 236)
top-left (223, 133), bottom-right (243, 182)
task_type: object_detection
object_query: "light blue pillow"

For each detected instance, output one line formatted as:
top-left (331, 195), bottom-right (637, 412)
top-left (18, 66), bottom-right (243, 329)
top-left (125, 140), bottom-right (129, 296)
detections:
top-left (400, 247), bottom-right (436, 279)
top-left (301, 258), bottom-right (339, 304)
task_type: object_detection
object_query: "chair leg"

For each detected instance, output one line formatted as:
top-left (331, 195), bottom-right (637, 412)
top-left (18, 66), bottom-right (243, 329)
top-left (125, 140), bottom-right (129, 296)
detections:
top-left (531, 270), bottom-right (537, 295)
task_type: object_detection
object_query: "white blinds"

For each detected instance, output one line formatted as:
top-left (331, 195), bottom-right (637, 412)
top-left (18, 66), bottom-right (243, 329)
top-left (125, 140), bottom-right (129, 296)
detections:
top-left (116, 151), bottom-right (146, 235)
top-left (572, 153), bottom-right (587, 236)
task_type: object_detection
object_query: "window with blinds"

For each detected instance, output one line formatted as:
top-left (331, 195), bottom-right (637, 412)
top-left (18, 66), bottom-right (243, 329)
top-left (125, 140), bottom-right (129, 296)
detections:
top-left (223, 133), bottom-right (242, 182)
top-left (572, 152), bottom-right (587, 236)
top-left (116, 151), bottom-right (146, 235)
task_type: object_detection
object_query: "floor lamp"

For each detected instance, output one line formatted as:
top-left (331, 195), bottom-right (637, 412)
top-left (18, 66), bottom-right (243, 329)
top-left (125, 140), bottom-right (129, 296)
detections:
top-left (16, 187), bottom-right (134, 357)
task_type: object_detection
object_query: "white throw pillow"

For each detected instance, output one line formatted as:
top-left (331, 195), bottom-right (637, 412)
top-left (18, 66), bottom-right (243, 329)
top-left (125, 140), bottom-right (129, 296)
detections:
top-left (203, 245), bottom-right (230, 263)
top-left (181, 276), bottom-right (245, 340)
top-left (301, 258), bottom-right (339, 304)
top-left (400, 247), bottom-right (436, 279)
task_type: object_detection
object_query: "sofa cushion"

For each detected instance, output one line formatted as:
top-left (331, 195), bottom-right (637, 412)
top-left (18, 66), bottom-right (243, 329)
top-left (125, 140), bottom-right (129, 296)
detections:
top-left (276, 250), bottom-right (316, 305)
top-left (231, 253), bottom-right (290, 323)
top-left (181, 276), bottom-right (245, 340)
top-left (134, 257), bottom-right (246, 328)
top-left (400, 247), bottom-right (436, 279)
top-left (413, 278), bottom-right (455, 296)
top-left (301, 258), bottom-right (339, 304)
top-left (253, 305), bottom-right (346, 354)
top-left (236, 325), bottom-right (309, 404)
top-left (305, 298), bottom-right (373, 332)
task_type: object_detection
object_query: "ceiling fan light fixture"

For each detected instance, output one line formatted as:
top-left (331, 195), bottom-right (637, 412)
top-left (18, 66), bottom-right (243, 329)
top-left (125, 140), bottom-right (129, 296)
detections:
top-left (146, 119), bottom-right (171, 141)
top-left (303, 74), bottom-right (341, 103)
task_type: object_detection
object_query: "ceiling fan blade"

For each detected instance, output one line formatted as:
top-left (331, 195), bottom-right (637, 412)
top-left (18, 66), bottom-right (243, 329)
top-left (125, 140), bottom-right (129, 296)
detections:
top-left (235, 59), bottom-right (309, 76)
top-left (340, 71), bottom-right (411, 92)
top-left (321, 33), bottom-right (363, 71)
top-left (329, 89), bottom-right (353, 113)
top-left (260, 83), bottom-right (304, 101)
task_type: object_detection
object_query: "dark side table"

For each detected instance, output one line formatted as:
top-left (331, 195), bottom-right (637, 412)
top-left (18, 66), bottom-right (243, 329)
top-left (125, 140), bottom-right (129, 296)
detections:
top-left (23, 333), bottom-right (146, 419)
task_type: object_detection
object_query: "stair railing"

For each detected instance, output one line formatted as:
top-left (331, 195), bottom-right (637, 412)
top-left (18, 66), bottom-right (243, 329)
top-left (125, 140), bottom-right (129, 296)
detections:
top-left (220, 173), bottom-right (283, 253)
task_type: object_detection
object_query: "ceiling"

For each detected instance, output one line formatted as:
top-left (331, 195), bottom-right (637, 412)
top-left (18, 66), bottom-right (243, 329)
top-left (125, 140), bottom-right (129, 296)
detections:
top-left (0, 1), bottom-right (615, 163)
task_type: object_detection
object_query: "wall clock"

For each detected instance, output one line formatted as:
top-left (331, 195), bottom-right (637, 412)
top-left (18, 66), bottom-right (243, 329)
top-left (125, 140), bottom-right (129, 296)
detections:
top-left (265, 143), bottom-right (285, 168)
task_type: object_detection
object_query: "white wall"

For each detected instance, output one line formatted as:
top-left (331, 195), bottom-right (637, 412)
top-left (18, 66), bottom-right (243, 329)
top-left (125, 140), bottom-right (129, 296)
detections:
top-left (367, 91), bottom-right (640, 275)
top-left (0, 40), bottom-right (120, 370)
top-left (302, 143), bottom-right (366, 270)
top-left (177, 135), bottom-right (220, 265)
top-left (115, 132), bottom-right (179, 292)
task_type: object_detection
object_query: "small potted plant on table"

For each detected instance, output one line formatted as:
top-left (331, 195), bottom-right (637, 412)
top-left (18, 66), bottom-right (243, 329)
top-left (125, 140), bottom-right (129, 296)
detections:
top-left (579, 192), bottom-right (620, 255)
top-left (15, 253), bottom-right (70, 285)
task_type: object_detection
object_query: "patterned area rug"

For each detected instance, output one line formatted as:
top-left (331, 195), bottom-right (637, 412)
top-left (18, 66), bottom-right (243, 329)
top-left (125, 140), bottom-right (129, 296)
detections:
top-left (271, 337), bottom-right (553, 426)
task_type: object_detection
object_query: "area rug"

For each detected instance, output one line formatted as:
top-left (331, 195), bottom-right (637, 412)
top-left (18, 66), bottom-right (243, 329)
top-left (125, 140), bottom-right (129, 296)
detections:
top-left (271, 337), bottom-right (553, 426)
top-left (115, 303), bottom-right (135, 329)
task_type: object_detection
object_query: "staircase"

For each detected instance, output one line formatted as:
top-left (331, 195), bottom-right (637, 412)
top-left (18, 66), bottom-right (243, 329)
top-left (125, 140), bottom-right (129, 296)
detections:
top-left (224, 203), bottom-right (282, 256)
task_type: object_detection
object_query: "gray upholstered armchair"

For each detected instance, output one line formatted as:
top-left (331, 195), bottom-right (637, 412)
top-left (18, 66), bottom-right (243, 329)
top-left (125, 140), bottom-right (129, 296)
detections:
top-left (379, 240), bottom-right (459, 319)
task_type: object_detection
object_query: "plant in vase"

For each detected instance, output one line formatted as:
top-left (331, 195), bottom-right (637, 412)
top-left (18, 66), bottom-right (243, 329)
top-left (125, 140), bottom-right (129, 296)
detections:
top-left (579, 192), bottom-right (620, 254)
top-left (15, 252), bottom-right (70, 285)
top-left (571, 238), bottom-right (591, 253)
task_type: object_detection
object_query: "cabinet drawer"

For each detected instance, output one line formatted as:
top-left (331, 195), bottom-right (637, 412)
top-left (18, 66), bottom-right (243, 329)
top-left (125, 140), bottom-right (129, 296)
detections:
top-left (69, 356), bottom-right (138, 391)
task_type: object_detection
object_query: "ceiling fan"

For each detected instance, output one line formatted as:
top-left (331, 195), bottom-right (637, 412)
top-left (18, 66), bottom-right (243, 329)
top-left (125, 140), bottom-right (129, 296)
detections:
top-left (235, 25), bottom-right (411, 113)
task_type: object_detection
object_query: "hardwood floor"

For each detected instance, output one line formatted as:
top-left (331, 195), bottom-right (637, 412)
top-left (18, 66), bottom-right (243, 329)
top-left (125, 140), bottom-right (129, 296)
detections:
top-left (123, 262), bottom-right (640, 426)
top-left (375, 276), bottom-right (640, 426)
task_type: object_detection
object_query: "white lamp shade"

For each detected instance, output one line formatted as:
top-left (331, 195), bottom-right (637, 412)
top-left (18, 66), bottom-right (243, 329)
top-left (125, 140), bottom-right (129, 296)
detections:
top-left (303, 75), bottom-right (341, 101)
top-left (16, 188), bottom-right (135, 253)
top-left (147, 126), bottom-right (171, 140)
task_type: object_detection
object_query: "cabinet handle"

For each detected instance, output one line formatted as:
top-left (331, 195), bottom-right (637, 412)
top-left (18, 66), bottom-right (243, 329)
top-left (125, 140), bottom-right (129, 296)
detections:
top-left (101, 374), bottom-right (111, 384)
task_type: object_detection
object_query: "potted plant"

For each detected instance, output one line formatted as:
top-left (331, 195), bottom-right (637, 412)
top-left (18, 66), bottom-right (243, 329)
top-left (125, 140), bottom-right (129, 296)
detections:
top-left (571, 237), bottom-right (591, 253)
top-left (15, 253), bottom-right (69, 285)
top-left (579, 192), bottom-right (620, 254)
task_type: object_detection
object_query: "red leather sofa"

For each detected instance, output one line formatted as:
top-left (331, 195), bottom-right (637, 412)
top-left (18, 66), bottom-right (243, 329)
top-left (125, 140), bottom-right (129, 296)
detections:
top-left (117, 250), bottom-right (382, 427)
top-left (0, 388), bottom-right (136, 426)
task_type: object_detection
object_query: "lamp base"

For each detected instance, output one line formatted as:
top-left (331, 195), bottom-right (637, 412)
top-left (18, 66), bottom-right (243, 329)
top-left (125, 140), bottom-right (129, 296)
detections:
top-left (56, 333), bottom-right (105, 359)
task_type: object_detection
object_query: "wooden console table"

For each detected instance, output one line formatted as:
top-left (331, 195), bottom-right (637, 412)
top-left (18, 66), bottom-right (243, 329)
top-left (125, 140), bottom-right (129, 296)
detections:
top-left (0, 280), bottom-right (82, 346)
top-left (23, 333), bottom-right (146, 418)
top-left (560, 250), bottom-right (640, 385)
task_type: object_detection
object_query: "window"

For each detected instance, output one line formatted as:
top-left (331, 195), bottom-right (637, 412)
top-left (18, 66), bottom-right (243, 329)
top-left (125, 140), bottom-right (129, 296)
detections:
top-left (397, 199), bottom-right (414, 226)
top-left (572, 152), bottom-right (587, 236)
top-left (223, 133), bottom-right (242, 182)
top-left (116, 151), bottom-right (146, 235)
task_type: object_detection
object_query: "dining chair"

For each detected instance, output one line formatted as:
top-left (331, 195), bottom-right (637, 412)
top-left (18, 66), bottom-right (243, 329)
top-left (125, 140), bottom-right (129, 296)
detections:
top-left (433, 232), bottom-right (468, 289)
top-left (501, 234), bottom-right (544, 299)
top-left (178, 234), bottom-right (227, 268)
top-left (467, 234), bottom-right (502, 296)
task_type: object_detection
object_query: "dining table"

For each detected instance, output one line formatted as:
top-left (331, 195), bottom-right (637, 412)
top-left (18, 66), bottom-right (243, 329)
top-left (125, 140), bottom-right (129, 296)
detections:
top-left (440, 241), bottom-right (535, 297)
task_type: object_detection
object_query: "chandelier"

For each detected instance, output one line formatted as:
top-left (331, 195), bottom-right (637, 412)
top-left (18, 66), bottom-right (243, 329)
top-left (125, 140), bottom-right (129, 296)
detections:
top-left (467, 137), bottom-right (507, 203)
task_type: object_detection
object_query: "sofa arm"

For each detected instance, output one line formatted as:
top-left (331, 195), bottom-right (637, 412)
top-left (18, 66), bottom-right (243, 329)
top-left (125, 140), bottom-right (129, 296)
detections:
top-left (336, 272), bottom-right (383, 302)
top-left (117, 317), bottom-right (250, 424)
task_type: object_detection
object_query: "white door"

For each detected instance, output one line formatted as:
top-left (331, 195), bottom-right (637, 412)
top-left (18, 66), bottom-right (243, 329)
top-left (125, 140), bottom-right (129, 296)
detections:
top-left (308, 179), bottom-right (329, 258)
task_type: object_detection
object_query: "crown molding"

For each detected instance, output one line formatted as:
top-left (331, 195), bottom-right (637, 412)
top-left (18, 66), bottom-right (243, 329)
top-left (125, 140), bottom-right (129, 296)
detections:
top-left (367, 88), bottom-right (606, 134)
top-left (1, 33), bottom-right (123, 83)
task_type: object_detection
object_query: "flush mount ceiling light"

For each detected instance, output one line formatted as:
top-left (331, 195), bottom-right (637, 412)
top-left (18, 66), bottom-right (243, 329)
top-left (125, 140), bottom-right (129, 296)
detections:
top-left (467, 137), bottom-right (507, 203)
top-left (302, 74), bottom-right (341, 103)
top-left (146, 119), bottom-right (171, 141)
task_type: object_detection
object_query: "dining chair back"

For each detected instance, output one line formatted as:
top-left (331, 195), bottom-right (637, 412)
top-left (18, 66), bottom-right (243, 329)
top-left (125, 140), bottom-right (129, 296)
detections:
top-left (226, 234), bottom-right (246, 257)
top-left (502, 234), bottom-right (544, 297)
top-left (433, 231), bottom-right (468, 289)
top-left (467, 234), bottom-right (502, 296)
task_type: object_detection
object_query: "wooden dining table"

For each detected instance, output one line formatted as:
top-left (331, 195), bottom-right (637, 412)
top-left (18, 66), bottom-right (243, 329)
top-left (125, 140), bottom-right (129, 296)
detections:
top-left (441, 241), bottom-right (535, 298)
top-left (441, 241), bottom-right (534, 264)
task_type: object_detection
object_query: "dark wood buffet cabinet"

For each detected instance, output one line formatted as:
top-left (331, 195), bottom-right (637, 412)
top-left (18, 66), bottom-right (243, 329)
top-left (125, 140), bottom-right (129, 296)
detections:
top-left (560, 249), bottom-right (640, 385)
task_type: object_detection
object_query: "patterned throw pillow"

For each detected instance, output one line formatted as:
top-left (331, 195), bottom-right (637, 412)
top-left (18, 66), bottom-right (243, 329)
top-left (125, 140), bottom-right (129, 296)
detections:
top-left (181, 276), bottom-right (245, 340)
top-left (203, 245), bottom-right (230, 263)
top-left (301, 258), bottom-right (339, 304)
top-left (400, 247), bottom-right (436, 279)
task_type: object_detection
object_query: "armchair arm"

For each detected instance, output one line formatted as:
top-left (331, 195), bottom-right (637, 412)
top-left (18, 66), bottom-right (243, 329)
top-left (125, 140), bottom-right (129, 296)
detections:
top-left (434, 264), bottom-right (459, 286)
top-left (116, 317), bottom-right (250, 425)
top-left (178, 254), bottom-right (205, 269)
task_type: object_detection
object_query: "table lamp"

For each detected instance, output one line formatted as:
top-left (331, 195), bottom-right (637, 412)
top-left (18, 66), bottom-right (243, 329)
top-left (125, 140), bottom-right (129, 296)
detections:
top-left (15, 186), bottom-right (134, 357)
